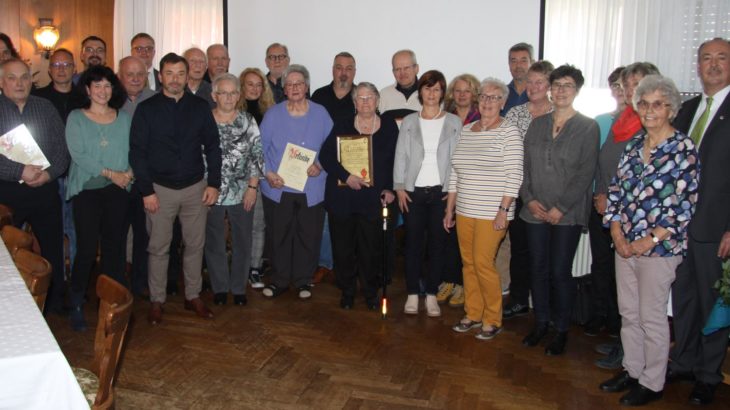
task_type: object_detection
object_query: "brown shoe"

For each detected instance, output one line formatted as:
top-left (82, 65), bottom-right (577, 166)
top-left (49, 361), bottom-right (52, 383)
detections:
top-left (184, 297), bottom-right (214, 319)
top-left (148, 302), bottom-right (163, 325)
top-left (312, 266), bottom-right (332, 284)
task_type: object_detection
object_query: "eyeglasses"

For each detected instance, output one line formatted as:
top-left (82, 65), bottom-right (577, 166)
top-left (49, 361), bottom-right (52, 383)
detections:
top-left (83, 47), bottom-right (106, 54)
top-left (356, 95), bottom-right (376, 102)
top-left (636, 100), bottom-right (672, 111)
top-left (551, 82), bottom-right (576, 91)
top-left (132, 46), bottom-right (155, 54)
top-left (215, 91), bottom-right (240, 98)
top-left (267, 54), bottom-right (288, 62)
top-left (284, 81), bottom-right (306, 89)
top-left (478, 94), bottom-right (503, 102)
top-left (392, 64), bottom-right (416, 74)
top-left (50, 62), bottom-right (74, 69)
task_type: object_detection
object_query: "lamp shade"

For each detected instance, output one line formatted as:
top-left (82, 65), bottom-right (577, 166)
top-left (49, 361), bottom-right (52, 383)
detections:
top-left (33, 19), bottom-right (59, 54)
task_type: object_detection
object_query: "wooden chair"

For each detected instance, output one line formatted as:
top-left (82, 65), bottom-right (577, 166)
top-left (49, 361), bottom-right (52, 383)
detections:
top-left (1, 225), bottom-right (33, 254)
top-left (72, 275), bottom-right (134, 409)
top-left (0, 204), bottom-right (12, 228)
top-left (11, 248), bottom-right (52, 311)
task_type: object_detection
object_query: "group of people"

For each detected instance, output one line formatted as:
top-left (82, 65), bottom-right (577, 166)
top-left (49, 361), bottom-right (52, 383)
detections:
top-left (1, 31), bottom-right (729, 407)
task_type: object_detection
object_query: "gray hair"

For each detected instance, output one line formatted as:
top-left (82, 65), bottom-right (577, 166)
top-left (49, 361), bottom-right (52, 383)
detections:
top-left (212, 73), bottom-right (240, 93)
top-left (509, 42), bottom-right (534, 61)
top-left (480, 77), bottom-right (509, 99)
top-left (621, 62), bottom-right (660, 83)
top-left (266, 42), bottom-right (289, 56)
top-left (334, 51), bottom-right (356, 65)
top-left (282, 64), bottom-right (310, 87)
top-left (206, 43), bottom-right (228, 57)
top-left (632, 74), bottom-right (682, 119)
top-left (351, 82), bottom-right (380, 103)
top-left (0, 58), bottom-right (29, 77)
top-left (392, 49), bottom-right (417, 66)
top-left (184, 47), bottom-right (207, 62)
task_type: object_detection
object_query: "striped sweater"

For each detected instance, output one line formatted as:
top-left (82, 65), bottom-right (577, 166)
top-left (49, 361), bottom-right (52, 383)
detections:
top-left (448, 121), bottom-right (524, 220)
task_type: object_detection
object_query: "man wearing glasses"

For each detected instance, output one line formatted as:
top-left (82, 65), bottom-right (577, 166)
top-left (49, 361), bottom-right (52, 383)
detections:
top-left (72, 36), bottom-right (106, 85)
top-left (32, 49), bottom-right (75, 122)
top-left (378, 49), bottom-right (421, 120)
top-left (264, 43), bottom-right (290, 103)
top-left (131, 32), bottom-right (160, 91)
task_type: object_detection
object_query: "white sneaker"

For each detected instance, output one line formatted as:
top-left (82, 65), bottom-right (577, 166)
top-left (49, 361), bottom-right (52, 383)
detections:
top-left (404, 294), bottom-right (419, 314)
top-left (425, 295), bottom-right (441, 317)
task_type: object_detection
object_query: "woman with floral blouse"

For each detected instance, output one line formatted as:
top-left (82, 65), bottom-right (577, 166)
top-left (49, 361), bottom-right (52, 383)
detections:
top-left (204, 73), bottom-right (263, 306)
top-left (599, 75), bottom-right (699, 407)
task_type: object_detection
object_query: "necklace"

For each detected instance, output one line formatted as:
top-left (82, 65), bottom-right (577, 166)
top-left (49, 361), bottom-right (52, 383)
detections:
top-left (355, 114), bottom-right (377, 134)
top-left (478, 117), bottom-right (502, 131)
top-left (419, 108), bottom-right (442, 120)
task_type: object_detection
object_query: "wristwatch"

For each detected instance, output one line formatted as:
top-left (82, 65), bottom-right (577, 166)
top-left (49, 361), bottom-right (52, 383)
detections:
top-left (649, 232), bottom-right (659, 243)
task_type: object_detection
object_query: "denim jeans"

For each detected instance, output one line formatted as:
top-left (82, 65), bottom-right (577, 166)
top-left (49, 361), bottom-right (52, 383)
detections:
top-left (525, 222), bottom-right (582, 332)
top-left (403, 186), bottom-right (448, 295)
top-left (318, 212), bottom-right (333, 269)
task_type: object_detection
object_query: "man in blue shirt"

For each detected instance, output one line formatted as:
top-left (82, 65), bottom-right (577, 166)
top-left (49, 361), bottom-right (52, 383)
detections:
top-left (501, 42), bottom-right (534, 116)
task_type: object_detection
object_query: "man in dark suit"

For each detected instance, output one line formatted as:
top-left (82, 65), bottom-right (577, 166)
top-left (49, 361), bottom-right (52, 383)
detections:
top-left (131, 33), bottom-right (161, 91)
top-left (669, 37), bottom-right (730, 406)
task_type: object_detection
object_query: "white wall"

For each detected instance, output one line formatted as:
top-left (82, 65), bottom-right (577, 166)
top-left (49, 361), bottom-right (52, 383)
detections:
top-left (227, 0), bottom-right (541, 91)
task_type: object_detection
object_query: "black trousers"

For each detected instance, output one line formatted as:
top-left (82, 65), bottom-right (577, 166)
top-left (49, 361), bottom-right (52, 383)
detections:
top-left (587, 207), bottom-right (619, 327)
top-left (329, 213), bottom-right (381, 301)
top-left (440, 223), bottom-right (463, 285)
top-left (0, 180), bottom-right (65, 311)
top-left (69, 185), bottom-right (129, 305)
top-left (263, 193), bottom-right (324, 289)
top-left (670, 238), bottom-right (730, 385)
top-left (403, 186), bottom-right (447, 295)
top-left (508, 198), bottom-right (531, 305)
top-left (126, 187), bottom-right (148, 296)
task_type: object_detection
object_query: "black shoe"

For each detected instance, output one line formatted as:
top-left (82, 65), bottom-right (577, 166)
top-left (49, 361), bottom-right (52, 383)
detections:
top-left (522, 324), bottom-right (548, 347)
top-left (595, 343), bottom-right (624, 370)
top-left (619, 384), bottom-right (662, 406)
top-left (595, 342), bottom-right (617, 355)
top-left (340, 296), bottom-right (354, 310)
top-left (688, 381), bottom-right (716, 405)
top-left (503, 302), bottom-right (530, 319)
top-left (233, 294), bottom-right (247, 306)
top-left (600, 370), bottom-right (638, 393)
top-left (262, 284), bottom-right (288, 298)
top-left (167, 283), bottom-right (178, 296)
top-left (584, 316), bottom-right (606, 336)
top-left (665, 368), bottom-right (695, 384)
top-left (545, 331), bottom-right (567, 356)
top-left (213, 293), bottom-right (227, 305)
top-left (365, 298), bottom-right (378, 311)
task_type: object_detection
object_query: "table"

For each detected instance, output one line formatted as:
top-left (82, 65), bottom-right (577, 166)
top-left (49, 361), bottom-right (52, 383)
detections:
top-left (0, 241), bottom-right (89, 410)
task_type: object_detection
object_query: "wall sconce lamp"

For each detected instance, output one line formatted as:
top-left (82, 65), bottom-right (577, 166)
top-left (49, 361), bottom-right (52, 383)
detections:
top-left (33, 18), bottom-right (60, 59)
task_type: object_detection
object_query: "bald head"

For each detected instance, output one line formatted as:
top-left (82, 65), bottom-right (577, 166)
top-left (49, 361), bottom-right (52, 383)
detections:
top-left (206, 44), bottom-right (229, 80)
top-left (184, 48), bottom-right (207, 82)
top-left (1, 59), bottom-right (32, 108)
top-left (118, 56), bottom-right (147, 98)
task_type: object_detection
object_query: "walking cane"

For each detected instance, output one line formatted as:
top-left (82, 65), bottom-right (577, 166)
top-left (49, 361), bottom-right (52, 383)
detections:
top-left (381, 195), bottom-right (388, 319)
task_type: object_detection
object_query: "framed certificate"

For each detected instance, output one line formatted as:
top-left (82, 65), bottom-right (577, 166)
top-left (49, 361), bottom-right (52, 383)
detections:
top-left (336, 134), bottom-right (374, 187)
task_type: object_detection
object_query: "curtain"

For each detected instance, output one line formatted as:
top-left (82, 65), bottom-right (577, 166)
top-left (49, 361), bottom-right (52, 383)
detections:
top-left (545, 0), bottom-right (730, 92)
top-left (113, 0), bottom-right (224, 71)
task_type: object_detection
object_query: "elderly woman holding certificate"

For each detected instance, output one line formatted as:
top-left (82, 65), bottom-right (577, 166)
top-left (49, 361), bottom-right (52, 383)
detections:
top-left (260, 64), bottom-right (333, 300)
top-left (320, 82), bottom-right (398, 310)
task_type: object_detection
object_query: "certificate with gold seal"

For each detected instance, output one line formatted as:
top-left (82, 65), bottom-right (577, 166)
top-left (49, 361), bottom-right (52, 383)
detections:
top-left (278, 142), bottom-right (317, 192)
top-left (336, 134), bottom-right (373, 187)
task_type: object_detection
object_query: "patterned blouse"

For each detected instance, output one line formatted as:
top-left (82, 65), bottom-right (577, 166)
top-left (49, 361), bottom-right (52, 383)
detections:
top-left (215, 111), bottom-right (263, 206)
top-left (504, 102), bottom-right (553, 137)
top-left (604, 130), bottom-right (699, 256)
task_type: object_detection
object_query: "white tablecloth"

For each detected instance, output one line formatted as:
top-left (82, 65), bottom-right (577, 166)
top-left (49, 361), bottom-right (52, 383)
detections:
top-left (0, 242), bottom-right (89, 410)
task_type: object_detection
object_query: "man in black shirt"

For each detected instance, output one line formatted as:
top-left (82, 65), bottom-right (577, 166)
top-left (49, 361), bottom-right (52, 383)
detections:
top-left (32, 49), bottom-right (75, 122)
top-left (129, 53), bottom-right (222, 324)
top-left (265, 43), bottom-right (290, 103)
top-left (311, 52), bottom-right (356, 126)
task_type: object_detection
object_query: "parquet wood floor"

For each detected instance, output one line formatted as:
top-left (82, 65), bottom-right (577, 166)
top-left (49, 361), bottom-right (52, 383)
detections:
top-left (47, 273), bottom-right (729, 409)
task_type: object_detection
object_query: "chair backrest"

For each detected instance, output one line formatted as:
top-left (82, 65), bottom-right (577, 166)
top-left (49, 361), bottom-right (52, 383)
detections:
top-left (91, 274), bottom-right (133, 409)
top-left (1, 225), bottom-right (33, 254)
top-left (0, 204), bottom-right (12, 228)
top-left (11, 248), bottom-right (52, 311)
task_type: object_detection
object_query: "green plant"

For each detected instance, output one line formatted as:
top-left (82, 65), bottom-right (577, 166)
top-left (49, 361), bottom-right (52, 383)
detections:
top-left (715, 259), bottom-right (730, 306)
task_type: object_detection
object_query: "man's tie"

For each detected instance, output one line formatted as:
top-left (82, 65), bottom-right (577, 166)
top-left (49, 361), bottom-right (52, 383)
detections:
top-left (690, 96), bottom-right (713, 145)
